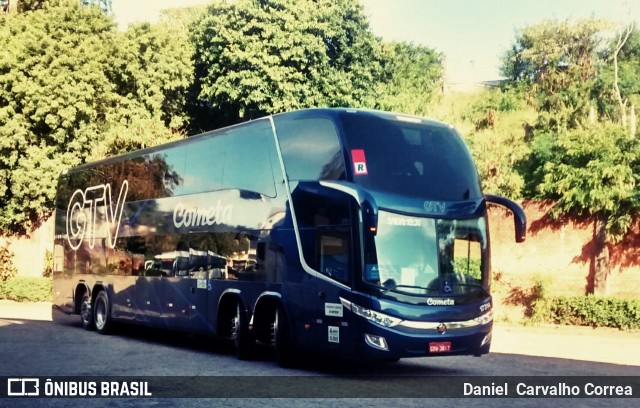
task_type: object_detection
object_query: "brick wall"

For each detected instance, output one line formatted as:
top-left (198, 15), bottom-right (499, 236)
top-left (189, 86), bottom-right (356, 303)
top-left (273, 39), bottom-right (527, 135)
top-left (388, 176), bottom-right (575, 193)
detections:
top-left (488, 201), bottom-right (640, 298)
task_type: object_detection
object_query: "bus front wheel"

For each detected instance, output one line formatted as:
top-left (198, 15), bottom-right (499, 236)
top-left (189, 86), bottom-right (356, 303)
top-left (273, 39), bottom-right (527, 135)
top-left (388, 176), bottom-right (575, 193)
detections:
top-left (93, 291), bottom-right (111, 335)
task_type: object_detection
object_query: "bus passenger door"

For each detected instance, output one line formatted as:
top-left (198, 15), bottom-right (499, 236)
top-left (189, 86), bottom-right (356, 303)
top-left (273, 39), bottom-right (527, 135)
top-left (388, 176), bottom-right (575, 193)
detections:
top-left (291, 183), bottom-right (356, 353)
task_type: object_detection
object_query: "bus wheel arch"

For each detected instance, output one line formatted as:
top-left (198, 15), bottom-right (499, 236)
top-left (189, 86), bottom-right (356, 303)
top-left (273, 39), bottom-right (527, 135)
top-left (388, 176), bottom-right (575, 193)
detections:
top-left (252, 295), bottom-right (281, 345)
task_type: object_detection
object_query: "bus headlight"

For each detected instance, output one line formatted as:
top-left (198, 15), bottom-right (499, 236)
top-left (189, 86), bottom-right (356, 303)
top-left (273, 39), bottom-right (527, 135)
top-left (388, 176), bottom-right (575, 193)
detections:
top-left (341, 298), bottom-right (402, 328)
top-left (472, 310), bottom-right (493, 326)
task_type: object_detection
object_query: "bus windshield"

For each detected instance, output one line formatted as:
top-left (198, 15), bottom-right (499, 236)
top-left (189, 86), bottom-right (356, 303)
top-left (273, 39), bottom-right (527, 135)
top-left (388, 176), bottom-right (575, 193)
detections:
top-left (364, 211), bottom-right (489, 300)
top-left (340, 112), bottom-right (483, 201)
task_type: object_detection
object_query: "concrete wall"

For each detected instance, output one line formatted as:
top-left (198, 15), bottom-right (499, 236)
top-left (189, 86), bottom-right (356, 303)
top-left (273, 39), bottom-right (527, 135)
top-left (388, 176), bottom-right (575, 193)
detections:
top-left (2, 218), bottom-right (53, 277)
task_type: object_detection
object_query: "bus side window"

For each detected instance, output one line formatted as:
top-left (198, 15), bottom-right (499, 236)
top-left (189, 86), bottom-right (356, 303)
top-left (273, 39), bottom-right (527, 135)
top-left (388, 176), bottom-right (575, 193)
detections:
top-left (291, 187), bottom-right (353, 284)
top-left (318, 234), bottom-right (349, 283)
top-left (275, 116), bottom-right (346, 181)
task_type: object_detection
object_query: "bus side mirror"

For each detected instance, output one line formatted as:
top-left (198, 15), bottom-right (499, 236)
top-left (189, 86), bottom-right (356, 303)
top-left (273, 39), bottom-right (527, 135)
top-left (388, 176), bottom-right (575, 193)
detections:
top-left (361, 198), bottom-right (378, 236)
top-left (485, 194), bottom-right (526, 243)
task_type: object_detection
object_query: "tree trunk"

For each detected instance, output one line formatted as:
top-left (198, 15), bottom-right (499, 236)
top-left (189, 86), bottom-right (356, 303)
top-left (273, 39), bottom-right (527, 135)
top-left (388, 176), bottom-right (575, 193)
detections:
top-left (592, 213), bottom-right (610, 296)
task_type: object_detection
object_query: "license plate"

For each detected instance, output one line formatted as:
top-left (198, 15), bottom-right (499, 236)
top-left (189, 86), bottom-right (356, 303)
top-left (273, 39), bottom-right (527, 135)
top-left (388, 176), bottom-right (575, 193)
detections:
top-left (429, 342), bottom-right (451, 353)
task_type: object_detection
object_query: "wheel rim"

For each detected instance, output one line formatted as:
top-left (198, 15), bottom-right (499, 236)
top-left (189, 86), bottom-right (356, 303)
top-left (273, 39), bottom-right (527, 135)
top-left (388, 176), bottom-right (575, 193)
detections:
top-left (271, 309), bottom-right (279, 348)
top-left (80, 297), bottom-right (91, 324)
top-left (95, 297), bottom-right (106, 329)
top-left (231, 304), bottom-right (241, 344)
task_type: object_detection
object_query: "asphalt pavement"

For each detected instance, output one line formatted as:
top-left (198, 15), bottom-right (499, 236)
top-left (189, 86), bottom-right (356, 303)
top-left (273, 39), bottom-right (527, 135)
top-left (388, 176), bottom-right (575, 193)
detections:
top-left (1, 299), bottom-right (639, 367)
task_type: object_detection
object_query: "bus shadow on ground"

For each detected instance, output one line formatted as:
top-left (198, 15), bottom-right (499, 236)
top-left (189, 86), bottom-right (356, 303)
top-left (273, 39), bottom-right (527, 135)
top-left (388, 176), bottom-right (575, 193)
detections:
top-left (51, 309), bottom-right (465, 375)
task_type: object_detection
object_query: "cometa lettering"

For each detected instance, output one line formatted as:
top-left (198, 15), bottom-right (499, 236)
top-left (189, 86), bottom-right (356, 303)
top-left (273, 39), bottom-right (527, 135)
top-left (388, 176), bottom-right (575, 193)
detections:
top-left (173, 201), bottom-right (233, 228)
top-left (426, 298), bottom-right (455, 306)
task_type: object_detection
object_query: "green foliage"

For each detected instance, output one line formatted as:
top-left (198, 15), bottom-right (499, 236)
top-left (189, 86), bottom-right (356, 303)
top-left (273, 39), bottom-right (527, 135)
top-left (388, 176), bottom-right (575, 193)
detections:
top-left (189, 0), bottom-right (389, 128)
top-left (0, 245), bottom-right (17, 282)
top-left (0, 2), bottom-right (192, 233)
top-left (0, 2), bottom-right (116, 232)
top-left (594, 27), bottom-right (640, 123)
top-left (375, 41), bottom-right (443, 116)
top-left (501, 19), bottom-right (608, 131)
top-left (0, 276), bottom-right (51, 302)
top-left (531, 295), bottom-right (640, 330)
top-left (534, 124), bottom-right (640, 239)
top-left (90, 21), bottom-right (192, 158)
top-left (453, 87), bottom-right (536, 199)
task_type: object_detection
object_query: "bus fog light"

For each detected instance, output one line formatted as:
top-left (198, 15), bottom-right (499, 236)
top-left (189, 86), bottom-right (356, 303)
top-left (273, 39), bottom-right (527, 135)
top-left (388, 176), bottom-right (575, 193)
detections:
top-left (480, 332), bottom-right (491, 347)
top-left (364, 334), bottom-right (389, 351)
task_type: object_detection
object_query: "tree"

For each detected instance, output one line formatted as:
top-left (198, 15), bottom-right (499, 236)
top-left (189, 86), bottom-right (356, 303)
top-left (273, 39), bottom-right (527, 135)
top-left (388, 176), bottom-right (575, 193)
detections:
top-left (536, 124), bottom-right (640, 294)
top-left (594, 25), bottom-right (640, 134)
top-left (375, 41), bottom-right (443, 116)
top-left (501, 19), bottom-right (607, 131)
top-left (189, 0), bottom-right (387, 130)
top-left (0, 2), bottom-right (118, 233)
top-left (503, 19), bottom-right (640, 294)
top-left (0, 2), bottom-right (193, 234)
top-left (90, 21), bottom-right (193, 159)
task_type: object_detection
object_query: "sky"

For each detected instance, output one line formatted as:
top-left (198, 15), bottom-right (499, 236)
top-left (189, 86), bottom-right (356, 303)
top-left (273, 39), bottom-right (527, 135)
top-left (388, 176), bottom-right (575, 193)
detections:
top-left (112, 0), bottom-right (639, 84)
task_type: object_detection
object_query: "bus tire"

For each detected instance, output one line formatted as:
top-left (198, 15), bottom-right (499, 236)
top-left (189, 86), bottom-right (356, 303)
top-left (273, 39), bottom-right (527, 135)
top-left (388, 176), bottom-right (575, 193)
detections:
top-left (79, 293), bottom-right (94, 331)
top-left (273, 306), bottom-right (296, 367)
top-left (93, 291), bottom-right (111, 335)
top-left (231, 301), bottom-right (253, 360)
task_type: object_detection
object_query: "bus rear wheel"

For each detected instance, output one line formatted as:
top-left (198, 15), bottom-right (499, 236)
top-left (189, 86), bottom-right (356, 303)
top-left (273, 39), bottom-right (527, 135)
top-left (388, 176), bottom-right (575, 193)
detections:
top-left (272, 306), bottom-right (296, 367)
top-left (80, 293), bottom-right (94, 330)
top-left (231, 302), bottom-right (253, 360)
top-left (93, 291), bottom-right (111, 335)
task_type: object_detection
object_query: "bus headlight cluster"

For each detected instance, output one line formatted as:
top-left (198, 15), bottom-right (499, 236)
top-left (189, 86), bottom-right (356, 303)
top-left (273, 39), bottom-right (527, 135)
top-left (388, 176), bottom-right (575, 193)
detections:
top-left (347, 301), bottom-right (402, 328)
top-left (472, 310), bottom-right (493, 326)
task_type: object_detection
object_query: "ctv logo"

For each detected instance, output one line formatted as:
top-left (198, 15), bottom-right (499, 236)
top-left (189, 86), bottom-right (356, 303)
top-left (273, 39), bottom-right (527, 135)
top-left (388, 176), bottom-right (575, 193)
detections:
top-left (66, 181), bottom-right (129, 251)
top-left (7, 378), bottom-right (40, 396)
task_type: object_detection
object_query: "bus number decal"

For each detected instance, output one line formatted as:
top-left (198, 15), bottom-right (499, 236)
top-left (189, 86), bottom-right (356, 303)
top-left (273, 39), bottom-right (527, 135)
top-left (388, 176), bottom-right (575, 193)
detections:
top-left (328, 326), bottom-right (340, 343)
top-left (351, 149), bottom-right (368, 175)
top-left (66, 180), bottom-right (129, 251)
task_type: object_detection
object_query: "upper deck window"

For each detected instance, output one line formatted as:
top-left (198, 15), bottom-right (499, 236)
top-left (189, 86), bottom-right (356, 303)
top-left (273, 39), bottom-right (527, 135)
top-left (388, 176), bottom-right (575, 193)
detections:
top-left (183, 119), bottom-right (277, 197)
top-left (274, 115), bottom-right (346, 181)
top-left (340, 113), bottom-right (482, 201)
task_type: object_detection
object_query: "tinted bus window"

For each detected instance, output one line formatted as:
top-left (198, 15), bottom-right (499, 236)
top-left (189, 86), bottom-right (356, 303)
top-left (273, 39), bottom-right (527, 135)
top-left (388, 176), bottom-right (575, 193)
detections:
top-left (275, 116), bottom-right (345, 181)
top-left (340, 113), bottom-right (482, 201)
top-left (183, 120), bottom-right (276, 197)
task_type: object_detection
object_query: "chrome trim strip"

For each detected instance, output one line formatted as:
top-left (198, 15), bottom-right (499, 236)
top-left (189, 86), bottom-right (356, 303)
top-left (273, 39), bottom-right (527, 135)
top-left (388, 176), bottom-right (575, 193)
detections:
top-left (398, 310), bottom-right (493, 330)
top-left (341, 295), bottom-right (493, 331)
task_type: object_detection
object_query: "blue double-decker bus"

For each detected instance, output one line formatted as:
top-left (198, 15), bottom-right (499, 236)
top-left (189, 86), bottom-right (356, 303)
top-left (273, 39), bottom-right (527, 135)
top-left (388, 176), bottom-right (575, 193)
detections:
top-left (52, 108), bottom-right (525, 365)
